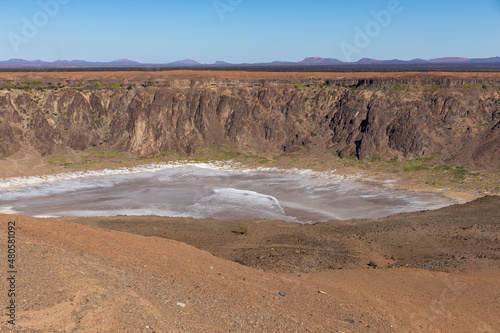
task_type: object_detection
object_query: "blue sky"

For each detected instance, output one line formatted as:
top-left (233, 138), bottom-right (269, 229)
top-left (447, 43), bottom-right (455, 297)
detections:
top-left (1, 0), bottom-right (499, 63)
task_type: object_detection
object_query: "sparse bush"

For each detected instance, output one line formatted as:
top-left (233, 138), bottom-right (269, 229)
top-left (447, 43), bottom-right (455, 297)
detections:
top-left (233, 223), bottom-right (249, 235)
top-left (402, 165), bottom-right (428, 172)
top-left (451, 166), bottom-right (471, 180)
top-left (434, 165), bottom-right (453, 171)
top-left (370, 156), bottom-right (383, 163)
top-left (393, 84), bottom-right (407, 92)
top-left (388, 155), bottom-right (399, 164)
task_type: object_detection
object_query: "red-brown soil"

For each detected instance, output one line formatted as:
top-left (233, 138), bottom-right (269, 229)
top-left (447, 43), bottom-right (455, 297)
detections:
top-left (0, 196), bottom-right (498, 332)
top-left (2, 70), bottom-right (500, 82)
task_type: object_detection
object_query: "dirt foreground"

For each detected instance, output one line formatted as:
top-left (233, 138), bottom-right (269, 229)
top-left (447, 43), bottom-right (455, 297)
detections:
top-left (0, 196), bottom-right (499, 332)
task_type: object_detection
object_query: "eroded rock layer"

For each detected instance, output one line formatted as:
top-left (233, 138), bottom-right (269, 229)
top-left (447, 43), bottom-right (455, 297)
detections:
top-left (1, 76), bottom-right (499, 169)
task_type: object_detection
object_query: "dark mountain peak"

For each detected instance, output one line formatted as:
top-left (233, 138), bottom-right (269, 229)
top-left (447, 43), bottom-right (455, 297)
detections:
top-left (169, 59), bottom-right (201, 66)
top-left (300, 57), bottom-right (344, 65)
top-left (467, 56), bottom-right (500, 63)
top-left (428, 57), bottom-right (470, 63)
top-left (357, 58), bottom-right (379, 64)
top-left (302, 57), bottom-right (323, 62)
top-left (112, 59), bottom-right (140, 64)
top-left (1, 56), bottom-right (500, 69)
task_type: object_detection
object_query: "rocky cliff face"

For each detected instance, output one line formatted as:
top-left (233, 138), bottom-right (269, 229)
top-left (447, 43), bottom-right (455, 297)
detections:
top-left (1, 77), bottom-right (499, 169)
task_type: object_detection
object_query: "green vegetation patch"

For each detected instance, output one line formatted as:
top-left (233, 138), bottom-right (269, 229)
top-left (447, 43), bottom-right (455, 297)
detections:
top-left (80, 149), bottom-right (125, 158)
top-left (392, 84), bottom-right (407, 91)
top-left (402, 165), bottom-right (429, 172)
top-left (425, 180), bottom-right (442, 186)
top-left (47, 158), bottom-right (74, 167)
top-left (434, 165), bottom-right (453, 171)
top-left (292, 81), bottom-right (330, 90)
top-left (475, 83), bottom-right (500, 91)
top-left (189, 145), bottom-right (270, 164)
top-left (46, 149), bottom-right (127, 169)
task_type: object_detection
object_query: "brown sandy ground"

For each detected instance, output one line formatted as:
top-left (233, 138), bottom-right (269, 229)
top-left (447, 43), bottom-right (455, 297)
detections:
top-left (0, 197), bottom-right (495, 332)
top-left (70, 196), bottom-right (500, 274)
top-left (2, 70), bottom-right (500, 84)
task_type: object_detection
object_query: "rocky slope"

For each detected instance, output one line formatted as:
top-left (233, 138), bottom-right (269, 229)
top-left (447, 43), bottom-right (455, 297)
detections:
top-left (1, 73), bottom-right (499, 169)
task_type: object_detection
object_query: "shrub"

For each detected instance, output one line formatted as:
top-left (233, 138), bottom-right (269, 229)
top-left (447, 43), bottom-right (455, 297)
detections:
top-left (388, 155), bottom-right (399, 164)
top-left (451, 166), bottom-right (470, 180)
top-left (403, 165), bottom-right (428, 172)
top-left (233, 223), bottom-right (249, 235)
top-left (393, 84), bottom-right (407, 92)
top-left (434, 165), bottom-right (453, 171)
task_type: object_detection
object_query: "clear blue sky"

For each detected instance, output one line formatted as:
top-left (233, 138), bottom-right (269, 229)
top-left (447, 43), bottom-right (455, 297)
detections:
top-left (1, 0), bottom-right (499, 63)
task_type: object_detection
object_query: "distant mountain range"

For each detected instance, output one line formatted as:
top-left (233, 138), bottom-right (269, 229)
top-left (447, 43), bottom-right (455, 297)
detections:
top-left (1, 57), bottom-right (500, 68)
